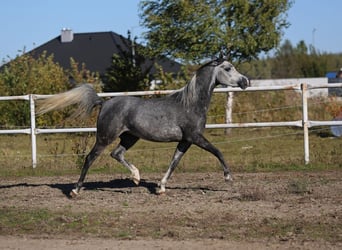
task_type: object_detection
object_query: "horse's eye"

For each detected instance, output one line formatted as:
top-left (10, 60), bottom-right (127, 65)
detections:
top-left (225, 66), bottom-right (231, 72)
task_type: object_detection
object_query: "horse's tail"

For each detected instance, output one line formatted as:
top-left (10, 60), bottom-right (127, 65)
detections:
top-left (37, 84), bottom-right (103, 118)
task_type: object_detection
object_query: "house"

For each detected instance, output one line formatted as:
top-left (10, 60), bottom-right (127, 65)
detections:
top-left (29, 29), bottom-right (182, 81)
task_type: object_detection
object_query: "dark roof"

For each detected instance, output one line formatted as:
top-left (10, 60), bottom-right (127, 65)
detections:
top-left (30, 31), bottom-right (182, 77)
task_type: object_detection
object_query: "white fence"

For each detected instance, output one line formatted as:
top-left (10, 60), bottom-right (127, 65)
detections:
top-left (1, 83), bottom-right (342, 168)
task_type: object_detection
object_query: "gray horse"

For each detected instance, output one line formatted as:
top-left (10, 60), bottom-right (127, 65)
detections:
top-left (38, 58), bottom-right (249, 197)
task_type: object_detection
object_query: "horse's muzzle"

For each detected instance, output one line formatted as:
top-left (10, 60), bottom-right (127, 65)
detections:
top-left (238, 77), bottom-right (250, 90)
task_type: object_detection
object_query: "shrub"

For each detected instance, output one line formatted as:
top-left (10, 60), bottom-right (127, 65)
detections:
top-left (0, 52), bottom-right (102, 128)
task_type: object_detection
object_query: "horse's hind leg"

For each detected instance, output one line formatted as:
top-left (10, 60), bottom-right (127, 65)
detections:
top-left (158, 141), bottom-right (191, 194)
top-left (70, 141), bottom-right (107, 197)
top-left (110, 133), bottom-right (140, 185)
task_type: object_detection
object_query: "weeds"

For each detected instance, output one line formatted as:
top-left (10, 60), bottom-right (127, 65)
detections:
top-left (44, 136), bottom-right (66, 166)
top-left (287, 179), bottom-right (311, 195)
top-left (0, 207), bottom-right (340, 242)
top-left (0, 208), bottom-right (124, 237)
top-left (238, 187), bottom-right (266, 201)
top-left (0, 126), bottom-right (341, 177)
top-left (71, 133), bottom-right (92, 168)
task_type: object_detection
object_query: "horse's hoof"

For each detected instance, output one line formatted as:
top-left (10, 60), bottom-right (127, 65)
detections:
top-left (69, 189), bottom-right (79, 198)
top-left (156, 189), bottom-right (166, 195)
top-left (225, 174), bottom-right (233, 182)
top-left (156, 185), bottom-right (166, 195)
top-left (131, 169), bottom-right (140, 185)
top-left (132, 177), bottom-right (140, 186)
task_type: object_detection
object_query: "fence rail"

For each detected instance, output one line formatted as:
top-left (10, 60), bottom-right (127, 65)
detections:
top-left (1, 83), bottom-right (342, 168)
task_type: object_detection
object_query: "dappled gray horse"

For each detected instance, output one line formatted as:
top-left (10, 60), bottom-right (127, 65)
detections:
top-left (38, 58), bottom-right (249, 197)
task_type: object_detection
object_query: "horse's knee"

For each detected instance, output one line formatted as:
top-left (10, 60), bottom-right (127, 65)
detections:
top-left (110, 150), bottom-right (117, 159)
top-left (110, 149), bottom-right (122, 162)
top-left (111, 145), bottom-right (126, 161)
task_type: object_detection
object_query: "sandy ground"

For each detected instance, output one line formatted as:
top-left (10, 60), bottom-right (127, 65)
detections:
top-left (1, 236), bottom-right (339, 250)
top-left (0, 171), bottom-right (341, 249)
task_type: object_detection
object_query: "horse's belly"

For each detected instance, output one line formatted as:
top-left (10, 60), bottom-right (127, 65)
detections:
top-left (130, 123), bottom-right (183, 142)
top-left (152, 127), bottom-right (183, 142)
top-left (126, 106), bottom-right (186, 142)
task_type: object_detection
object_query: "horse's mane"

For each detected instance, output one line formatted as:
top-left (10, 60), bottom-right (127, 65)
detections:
top-left (170, 59), bottom-right (221, 107)
top-left (170, 74), bottom-right (198, 107)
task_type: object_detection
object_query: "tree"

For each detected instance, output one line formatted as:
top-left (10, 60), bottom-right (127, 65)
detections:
top-left (239, 39), bottom-right (342, 79)
top-left (0, 52), bottom-right (69, 126)
top-left (0, 52), bottom-right (102, 127)
top-left (139, 0), bottom-right (293, 63)
top-left (103, 33), bottom-right (152, 92)
top-left (272, 40), bottom-right (328, 78)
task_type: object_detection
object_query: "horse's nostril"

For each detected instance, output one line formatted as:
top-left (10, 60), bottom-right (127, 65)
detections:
top-left (239, 77), bottom-right (249, 89)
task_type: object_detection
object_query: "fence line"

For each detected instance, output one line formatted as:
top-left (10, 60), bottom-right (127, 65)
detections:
top-left (1, 83), bottom-right (342, 168)
top-left (0, 127), bottom-right (328, 159)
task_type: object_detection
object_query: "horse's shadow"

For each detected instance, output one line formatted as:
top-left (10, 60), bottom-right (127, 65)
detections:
top-left (52, 178), bottom-right (159, 197)
top-left (0, 178), bottom-right (159, 198)
top-left (0, 178), bottom-right (229, 198)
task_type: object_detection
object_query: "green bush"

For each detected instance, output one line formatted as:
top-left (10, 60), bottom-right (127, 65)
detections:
top-left (0, 52), bottom-right (102, 128)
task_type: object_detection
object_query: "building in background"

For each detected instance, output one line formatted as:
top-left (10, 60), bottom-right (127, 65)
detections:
top-left (326, 69), bottom-right (342, 97)
top-left (28, 29), bottom-right (182, 87)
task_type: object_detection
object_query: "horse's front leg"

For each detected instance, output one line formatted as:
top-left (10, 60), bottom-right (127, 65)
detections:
top-left (192, 134), bottom-right (233, 182)
top-left (158, 141), bottom-right (191, 194)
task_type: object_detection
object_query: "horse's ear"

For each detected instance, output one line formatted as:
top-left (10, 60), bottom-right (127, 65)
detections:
top-left (214, 51), bottom-right (226, 65)
top-left (211, 51), bottom-right (226, 66)
top-left (219, 51), bottom-right (224, 60)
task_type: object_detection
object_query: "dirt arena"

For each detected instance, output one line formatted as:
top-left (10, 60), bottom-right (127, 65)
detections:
top-left (0, 170), bottom-right (341, 249)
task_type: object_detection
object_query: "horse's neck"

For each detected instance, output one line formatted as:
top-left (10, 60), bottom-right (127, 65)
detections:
top-left (171, 67), bottom-right (215, 114)
top-left (196, 69), bottom-right (215, 113)
top-left (188, 70), bottom-right (215, 114)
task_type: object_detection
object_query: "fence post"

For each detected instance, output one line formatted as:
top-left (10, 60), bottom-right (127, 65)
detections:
top-left (30, 94), bottom-right (37, 168)
top-left (301, 83), bottom-right (310, 164)
top-left (225, 92), bottom-right (234, 134)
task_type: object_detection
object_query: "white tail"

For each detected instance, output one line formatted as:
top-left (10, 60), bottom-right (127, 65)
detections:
top-left (37, 84), bottom-right (102, 117)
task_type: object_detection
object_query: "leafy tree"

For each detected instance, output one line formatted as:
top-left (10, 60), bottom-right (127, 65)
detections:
top-left (239, 39), bottom-right (342, 79)
top-left (104, 53), bottom-right (149, 92)
top-left (0, 52), bottom-right (69, 127)
top-left (67, 58), bottom-right (102, 92)
top-left (272, 40), bottom-right (328, 78)
top-left (139, 0), bottom-right (293, 63)
top-left (238, 59), bottom-right (272, 79)
top-left (152, 63), bottom-right (191, 90)
top-left (0, 52), bottom-right (102, 127)
top-left (103, 33), bottom-right (152, 92)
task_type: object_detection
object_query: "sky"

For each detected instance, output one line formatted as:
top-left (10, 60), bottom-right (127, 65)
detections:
top-left (0, 0), bottom-right (341, 63)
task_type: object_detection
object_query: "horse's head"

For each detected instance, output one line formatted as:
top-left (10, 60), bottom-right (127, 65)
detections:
top-left (214, 60), bottom-right (250, 89)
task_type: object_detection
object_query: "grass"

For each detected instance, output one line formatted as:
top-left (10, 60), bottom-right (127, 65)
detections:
top-left (238, 186), bottom-right (266, 201)
top-left (0, 127), bottom-right (341, 177)
top-left (0, 207), bottom-right (122, 236)
top-left (287, 179), bottom-right (311, 195)
top-left (0, 92), bottom-right (340, 245)
top-left (1, 90), bottom-right (341, 177)
top-left (0, 207), bottom-right (340, 242)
